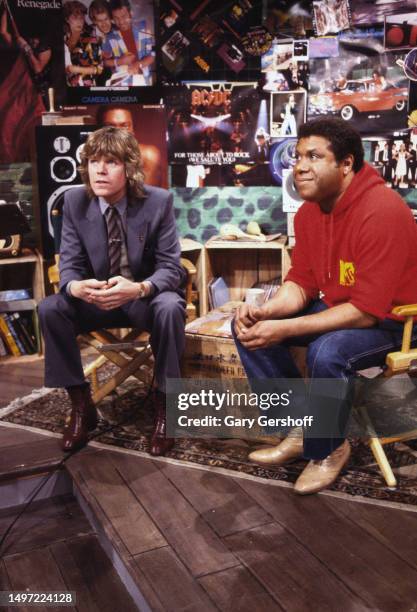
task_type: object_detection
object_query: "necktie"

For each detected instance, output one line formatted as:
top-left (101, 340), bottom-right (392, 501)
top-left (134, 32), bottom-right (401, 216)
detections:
top-left (105, 206), bottom-right (122, 277)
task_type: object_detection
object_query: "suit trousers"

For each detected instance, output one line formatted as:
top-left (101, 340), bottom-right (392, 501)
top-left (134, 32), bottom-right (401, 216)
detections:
top-left (233, 300), bottom-right (416, 460)
top-left (38, 291), bottom-right (186, 392)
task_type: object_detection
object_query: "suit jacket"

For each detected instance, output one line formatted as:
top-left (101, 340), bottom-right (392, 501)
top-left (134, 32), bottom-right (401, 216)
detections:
top-left (59, 185), bottom-right (184, 294)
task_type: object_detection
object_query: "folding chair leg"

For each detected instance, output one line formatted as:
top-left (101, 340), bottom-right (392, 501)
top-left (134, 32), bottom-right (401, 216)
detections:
top-left (368, 436), bottom-right (397, 488)
top-left (357, 405), bottom-right (397, 488)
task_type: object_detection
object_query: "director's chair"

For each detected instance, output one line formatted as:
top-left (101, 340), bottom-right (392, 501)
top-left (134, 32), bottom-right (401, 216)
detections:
top-left (47, 255), bottom-right (196, 405)
top-left (355, 304), bottom-right (417, 488)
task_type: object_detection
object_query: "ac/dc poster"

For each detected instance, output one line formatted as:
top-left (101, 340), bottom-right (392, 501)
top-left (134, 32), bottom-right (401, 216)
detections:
top-left (0, 0), bottom-right (65, 163)
top-left (165, 82), bottom-right (262, 165)
top-left (308, 29), bottom-right (408, 134)
top-left (158, 0), bottom-right (263, 83)
top-left (64, 0), bottom-right (157, 106)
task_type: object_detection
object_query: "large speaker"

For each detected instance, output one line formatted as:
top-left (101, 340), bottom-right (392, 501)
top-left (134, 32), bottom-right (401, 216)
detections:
top-left (282, 168), bottom-right (303, 213)
top-left (35, 125), bottom-right (96, 259)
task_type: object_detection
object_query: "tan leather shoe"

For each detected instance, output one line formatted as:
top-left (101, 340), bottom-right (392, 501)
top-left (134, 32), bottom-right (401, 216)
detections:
top-left (294, 440), bottom-right (351, 495)
top-left (248, 433), bottom-right (303, 466)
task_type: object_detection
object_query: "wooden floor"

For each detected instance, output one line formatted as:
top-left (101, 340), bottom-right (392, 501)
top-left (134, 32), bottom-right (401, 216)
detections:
top-left (0, 354), bottom-right (45, 408)
top-left (2, 359), bottom-right (417, 610)
top-left (0, 495), bottom-right (137, 612)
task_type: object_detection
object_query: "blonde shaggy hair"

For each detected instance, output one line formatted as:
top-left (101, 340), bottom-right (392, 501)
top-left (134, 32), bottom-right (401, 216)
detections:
top-left (79, 126), bottom-right (146, 199)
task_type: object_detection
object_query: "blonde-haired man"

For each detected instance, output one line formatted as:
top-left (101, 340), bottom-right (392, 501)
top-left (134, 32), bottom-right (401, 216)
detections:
top-left (39, 127), bottom-right (185, 455)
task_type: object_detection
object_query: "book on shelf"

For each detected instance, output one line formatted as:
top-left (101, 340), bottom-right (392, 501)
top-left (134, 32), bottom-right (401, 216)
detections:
top-left (0, 314), bottom-right (21, 356)
top-left (0, 289), bottom-right (32, 302)
top-left (208, 277), bottom-right (230, 310)
top-left (9, 312), bottom-right (37, 354)
top-left (0, 300), bottom-right (39, 357)
top-left (0, 334), bottom-right (7, 357)
top-left (3, 313), bottom-right (26, 355)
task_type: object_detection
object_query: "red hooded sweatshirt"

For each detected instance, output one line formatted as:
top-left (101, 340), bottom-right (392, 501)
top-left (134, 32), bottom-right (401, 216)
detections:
top-left (285, 162), bottom-right (417, 321)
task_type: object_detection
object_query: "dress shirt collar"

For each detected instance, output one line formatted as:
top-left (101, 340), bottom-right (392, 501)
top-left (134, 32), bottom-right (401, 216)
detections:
top-left (98, 195), bottom-right (128, 216)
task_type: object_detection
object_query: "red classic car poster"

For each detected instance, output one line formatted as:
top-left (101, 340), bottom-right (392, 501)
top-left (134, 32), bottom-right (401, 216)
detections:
top-left (308, 29), bottom-right (408, 134)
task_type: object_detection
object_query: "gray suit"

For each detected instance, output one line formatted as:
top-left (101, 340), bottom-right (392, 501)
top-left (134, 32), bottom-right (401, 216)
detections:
top-left (39, 185), bottom-right (186, 392)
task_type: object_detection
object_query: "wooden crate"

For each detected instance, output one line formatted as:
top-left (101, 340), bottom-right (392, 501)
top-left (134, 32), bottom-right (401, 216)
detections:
top-left (182, 308), bottom-right (284, 442)
top-left (182, 309), bottom-right (245, 379)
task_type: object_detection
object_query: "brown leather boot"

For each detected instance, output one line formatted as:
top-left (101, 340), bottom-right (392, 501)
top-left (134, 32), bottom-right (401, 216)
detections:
top-left (149, 390), bottom-right (174, 456)
top-left (62, 383), bottom-right (98, 452)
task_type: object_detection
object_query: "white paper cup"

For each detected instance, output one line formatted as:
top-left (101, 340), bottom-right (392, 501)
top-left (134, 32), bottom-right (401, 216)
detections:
top-left (245, 288), bottom-right (266, 307)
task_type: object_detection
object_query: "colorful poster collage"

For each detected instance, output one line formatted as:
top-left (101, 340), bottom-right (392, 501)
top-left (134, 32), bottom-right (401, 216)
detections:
top-left (2, 0), bottom-right (417, 239)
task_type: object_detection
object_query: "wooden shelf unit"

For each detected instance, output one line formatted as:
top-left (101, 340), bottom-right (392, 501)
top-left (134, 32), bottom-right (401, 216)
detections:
top-left (0, 249), bottom-right (45, 359)
top-left (203, 235), bottom-right (290, 310)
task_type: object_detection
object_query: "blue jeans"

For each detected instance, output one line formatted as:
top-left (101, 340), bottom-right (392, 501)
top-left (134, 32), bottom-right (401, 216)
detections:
top-left (233, 300), bottom-right (415, 460)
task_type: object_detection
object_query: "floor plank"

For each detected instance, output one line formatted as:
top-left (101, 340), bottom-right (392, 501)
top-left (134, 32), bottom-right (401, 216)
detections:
top-left (67, 450), bottom-right (167, 556)
top-left (50, 540), bottom-right (102, 612)
top-left (237, 478), bottom-right (417, 611)
top-left (54, 534), bottom-right (137, 612)
top-left (133, 547), bottom-right (217, 611)
top-left (0, 424), bottom-right (48, 448)
top-left (225, 522), bottom-right (366, 612)
top-left (198, 565), bottom-right (283, 612)
top-left (4, 547), bottom-right (73, 612)
top-left (323, 495), bottom-right (417, 573)
top-left (0, 560), bottom-right (13, 612)
top-left (0, 437), bottom-right (64, 480)
top-left (0, 496), bottom-right (91, 556)
top-left (159, 462), bottom-right (273, 537)
top-left (109, 451), bottom-right (240, 577)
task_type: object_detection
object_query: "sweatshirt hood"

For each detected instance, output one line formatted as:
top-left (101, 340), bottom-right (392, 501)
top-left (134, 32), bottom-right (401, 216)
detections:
top-left (319, 162), bottom-right (384, 284)
top-left (330, 162), bottom-right (384, 218)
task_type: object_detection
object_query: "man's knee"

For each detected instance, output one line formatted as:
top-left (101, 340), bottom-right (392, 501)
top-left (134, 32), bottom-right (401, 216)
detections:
top-left (306, 333), bottom-right (347, 378)
top-left (152, 292), bottom-right (186, 324)
top-left (38, 293), bottom-right (71, 325)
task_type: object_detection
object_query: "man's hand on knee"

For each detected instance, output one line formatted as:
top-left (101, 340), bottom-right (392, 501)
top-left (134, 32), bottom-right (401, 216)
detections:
top-left (234, 303), bottom-right (264, 335)
top-left (70, 279), bottom-right (108, 303)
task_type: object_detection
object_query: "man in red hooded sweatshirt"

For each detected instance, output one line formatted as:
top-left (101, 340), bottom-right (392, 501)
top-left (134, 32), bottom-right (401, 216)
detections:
top-left (233, 117), bottom-right (417, 494)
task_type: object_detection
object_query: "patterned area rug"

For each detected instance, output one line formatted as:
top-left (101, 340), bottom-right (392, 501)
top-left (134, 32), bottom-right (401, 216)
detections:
top-left (3, 378), bottom-right (417, 508)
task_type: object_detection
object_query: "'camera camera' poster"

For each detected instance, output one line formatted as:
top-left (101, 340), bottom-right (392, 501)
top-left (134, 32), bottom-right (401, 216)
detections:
top-left (64, 0), bottom-right (157, 105)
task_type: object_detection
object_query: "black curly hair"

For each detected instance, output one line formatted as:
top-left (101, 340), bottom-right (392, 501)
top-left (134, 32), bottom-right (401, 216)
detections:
top-left (298, 118), bottom-right (364, 173)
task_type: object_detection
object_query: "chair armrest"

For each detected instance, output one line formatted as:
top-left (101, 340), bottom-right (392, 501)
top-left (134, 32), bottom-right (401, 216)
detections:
top-left (391, 304), bottom-right (417, 317)
top-left (181, 257), bottom-right (197, 318)
top-left (386, 304), bottom-right (417, 360)
top-left (180, 257), bottom-right (197, 275)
